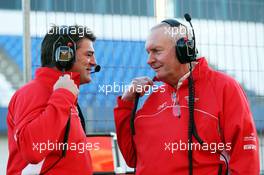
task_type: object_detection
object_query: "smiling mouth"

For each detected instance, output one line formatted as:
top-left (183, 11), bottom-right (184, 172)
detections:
top-left (153, 66), bottom-right (162, 71)
top-left (86, 68), bottom-right (91, 73)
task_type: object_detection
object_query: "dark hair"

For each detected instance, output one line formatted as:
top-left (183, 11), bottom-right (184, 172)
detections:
top-left (41, 25), bottom-right (96, 67)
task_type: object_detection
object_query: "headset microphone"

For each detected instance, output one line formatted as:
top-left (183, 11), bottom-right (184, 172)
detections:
top-left (184, 13), bottom-right (196, 59)
top-left (90, 65), bottom-right (101, 74)
top-left (184, 13), bottom-right (191, 22)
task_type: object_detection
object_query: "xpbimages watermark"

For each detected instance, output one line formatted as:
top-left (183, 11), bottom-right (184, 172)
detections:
top-left (48, 25), bottom-right (92, 38)
top-left (32, 140), bottom-right (100, 154)
top-left (164, 140), bottom-right (232, 154)
top-left (98, 82), bottom-right (166, 95)
top-left (163, 25), bottom-right (192, 40)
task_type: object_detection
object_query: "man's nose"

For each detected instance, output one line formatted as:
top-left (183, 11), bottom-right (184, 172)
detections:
top-left (147, 53), bottom-right (155, 65)
top-left (89, 55), bottom-right (96, 66)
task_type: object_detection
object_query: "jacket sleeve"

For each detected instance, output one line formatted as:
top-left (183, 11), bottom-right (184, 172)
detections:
top-left (9, 88), bottom-right (77, 164)
top-left (220, 79), bottom-right (260, 174)
top-left (114, 96), bottom-right (137, 168)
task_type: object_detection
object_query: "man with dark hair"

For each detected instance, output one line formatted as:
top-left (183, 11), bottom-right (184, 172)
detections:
top-left (7, 25), bottom-right (97, 174)
top-left (41, 25), bottom-right (96, 68)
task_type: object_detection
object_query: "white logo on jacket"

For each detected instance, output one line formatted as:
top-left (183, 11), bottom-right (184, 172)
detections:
top-left (157, 102), bottom-right (167, 111)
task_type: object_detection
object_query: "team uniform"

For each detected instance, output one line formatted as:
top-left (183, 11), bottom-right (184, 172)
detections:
top-left (7, 67), bottom-right (92, 175)
top-left (114, 58), bottom-right (259, 174)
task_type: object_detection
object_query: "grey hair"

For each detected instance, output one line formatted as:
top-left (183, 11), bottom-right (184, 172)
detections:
top-left (150, 22), bottom-right (192, 44)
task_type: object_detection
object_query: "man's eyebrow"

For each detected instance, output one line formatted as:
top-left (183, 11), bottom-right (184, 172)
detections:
top-left (154, 46), bottom-right (163, 49)
top-left (86, 50), bottom-right (94, 54)
top-left (148, 46), bottom-right (163, 51)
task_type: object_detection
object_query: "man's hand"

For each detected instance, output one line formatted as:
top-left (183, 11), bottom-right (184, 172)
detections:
top-left (53, 74), bottom-right (79, 96)
top-left (121, 76), bottom-right (153, 102)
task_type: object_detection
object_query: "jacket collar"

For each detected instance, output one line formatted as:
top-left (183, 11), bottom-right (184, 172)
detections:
top-left (166, 57), bottom-right (209, 91)
top-left (35, 67), bottom-right (81, 88)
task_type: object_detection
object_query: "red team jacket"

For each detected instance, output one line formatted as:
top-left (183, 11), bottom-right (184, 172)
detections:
top-left (6, 68), bottom-right (93, 175)
top-left (114, 58), bottom-right (260, 174)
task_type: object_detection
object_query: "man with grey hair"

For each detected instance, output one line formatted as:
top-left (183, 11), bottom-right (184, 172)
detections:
top-left (114, 19), bottom-right (259, 174)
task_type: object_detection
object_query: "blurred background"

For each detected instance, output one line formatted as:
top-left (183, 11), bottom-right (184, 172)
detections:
top-left (0, 0), bottom-right (263, 174)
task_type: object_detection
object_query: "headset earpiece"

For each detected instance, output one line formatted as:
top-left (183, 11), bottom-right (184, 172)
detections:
top-left (162, 19), bottom-right (196, 64)
top-left (52, 26), bottom-right (76, 71)
top-left (176, 37), bottom-right (188, 63)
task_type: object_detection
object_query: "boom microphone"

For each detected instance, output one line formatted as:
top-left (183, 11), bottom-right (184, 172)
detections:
top-left (184, 13), bottom-right (191, 22)
top-left (91, 65), bottom-right (101, 74)
top-left (184, 13), bottom-right (196, 58)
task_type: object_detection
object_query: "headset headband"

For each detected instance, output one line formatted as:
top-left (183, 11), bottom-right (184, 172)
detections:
top-left (162, 19), bottom-right (182, 27)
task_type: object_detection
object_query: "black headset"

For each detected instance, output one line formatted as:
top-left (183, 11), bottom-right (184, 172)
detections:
top-left (162, 16), bottom-right (229, 175)
top-left (163, 17), bottom-right (203, 175)
top-left (161, 18), bottom-right (197, 64)
top-left (40, 27), bottom-right (78, 175)
top-left (52, 26), bottom-right (76, 71)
